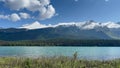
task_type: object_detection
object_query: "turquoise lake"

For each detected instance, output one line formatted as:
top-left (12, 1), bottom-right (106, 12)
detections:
top-left (0, 47), bottom-right (120, 60)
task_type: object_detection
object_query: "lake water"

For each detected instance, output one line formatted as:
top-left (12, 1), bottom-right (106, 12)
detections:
top-left (0, 46), bottom-right (120, 60)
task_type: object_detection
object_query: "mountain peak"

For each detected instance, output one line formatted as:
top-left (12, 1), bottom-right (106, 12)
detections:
top-left (31, 21), bottom-right (40, 25)
top-left (20, 21), bottom-right (49, 29)
top-left (102, 22), bottom-right (120, 28)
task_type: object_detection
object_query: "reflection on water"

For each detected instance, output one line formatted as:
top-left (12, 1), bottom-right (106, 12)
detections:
top-left (0, 46), bottom-right (120, 60)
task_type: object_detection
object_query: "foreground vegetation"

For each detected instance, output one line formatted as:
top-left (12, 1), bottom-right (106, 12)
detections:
top-left (0, 39), bottom-right (120, 46)
top-left (0, 54), bottom-right (120, 68)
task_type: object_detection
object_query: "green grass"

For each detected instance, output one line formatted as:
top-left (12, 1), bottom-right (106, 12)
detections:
top-left (0, 55), bottom-right (120, 68)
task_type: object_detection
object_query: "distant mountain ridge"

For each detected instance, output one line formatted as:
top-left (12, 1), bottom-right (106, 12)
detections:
top-left (20, 20), bottom-right (120, 29)
top-left (0, 20), bottom-right (120, 41)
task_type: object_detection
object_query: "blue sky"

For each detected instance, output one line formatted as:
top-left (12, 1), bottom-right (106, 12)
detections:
top-left (0, 0), bottom-right (120, 28)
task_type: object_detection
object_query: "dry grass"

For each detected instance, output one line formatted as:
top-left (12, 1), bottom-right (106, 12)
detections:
top-left (0, 55), bottom-right (120, 68)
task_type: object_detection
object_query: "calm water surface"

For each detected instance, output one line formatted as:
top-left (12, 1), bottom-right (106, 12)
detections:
top-left (0, 46), bottom-right (120, 60)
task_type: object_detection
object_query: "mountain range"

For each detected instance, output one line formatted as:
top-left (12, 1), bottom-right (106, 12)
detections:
top-left (0, 20), bottom-right (120, 41)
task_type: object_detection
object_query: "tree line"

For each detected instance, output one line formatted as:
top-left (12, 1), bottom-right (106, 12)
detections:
top-left (0, 39), bottom-right (120, 46)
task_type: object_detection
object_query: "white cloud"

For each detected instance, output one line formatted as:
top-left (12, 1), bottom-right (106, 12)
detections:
top-left (0, 0), bottom-right (56, 21)
top-left (0, 13), bottom-right (21, 22)
top-left (4, 0), bottom-right (30, 10)
top-left (40, 0), bottom-right (50, 6)
top-left (0, 15), bottom-right (9, 19)
top-left (19, 13), bottom-right (30, 19)
top-left (10, 13), bottom-right (21, 22)
top-left (40, 5), bottom-right (55, 20)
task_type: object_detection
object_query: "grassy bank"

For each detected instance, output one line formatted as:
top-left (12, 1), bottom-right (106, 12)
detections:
top-left (0, 56), bottom-right (120, 68)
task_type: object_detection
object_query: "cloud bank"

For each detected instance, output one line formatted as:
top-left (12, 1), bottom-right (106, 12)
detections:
top-left (0, 0), bottom-right (56, 21)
